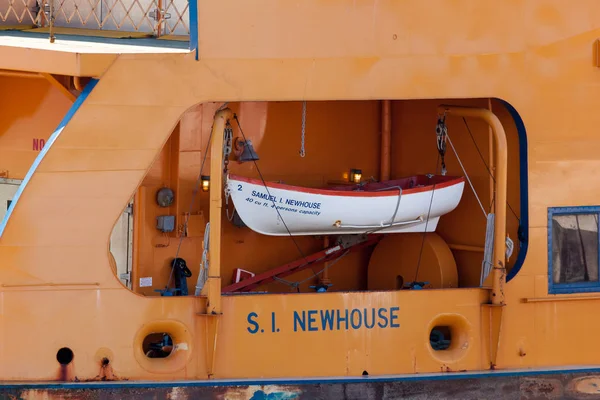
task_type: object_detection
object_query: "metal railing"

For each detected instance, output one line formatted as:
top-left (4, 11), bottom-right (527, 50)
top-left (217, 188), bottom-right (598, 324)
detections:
top-left (0, 0), bottom-right (189, 37)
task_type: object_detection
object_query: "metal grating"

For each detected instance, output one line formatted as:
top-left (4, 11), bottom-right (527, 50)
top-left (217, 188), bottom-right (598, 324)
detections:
top-left (0, 0), bottom-right (189, 36)
top-left (0, 0), bottom-right (43, 26)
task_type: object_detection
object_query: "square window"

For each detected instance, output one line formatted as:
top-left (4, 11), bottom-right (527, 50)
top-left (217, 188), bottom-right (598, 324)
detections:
top-left (548, 207), bottom-right (600, 294)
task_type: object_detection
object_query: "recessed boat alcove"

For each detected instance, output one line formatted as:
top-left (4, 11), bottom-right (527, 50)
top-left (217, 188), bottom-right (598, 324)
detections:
top-left (114, 98), bottom-right (526, 297)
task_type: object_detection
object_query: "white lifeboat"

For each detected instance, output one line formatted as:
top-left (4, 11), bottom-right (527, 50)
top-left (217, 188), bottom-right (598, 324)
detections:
top-left (225, 174), bottom-right (465, 236)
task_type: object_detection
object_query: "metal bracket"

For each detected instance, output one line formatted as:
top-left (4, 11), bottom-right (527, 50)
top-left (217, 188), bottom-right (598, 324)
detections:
top-left (337, 234), bottom-right (369, 249)
top-left (149, 8), bottom-right (171, 21)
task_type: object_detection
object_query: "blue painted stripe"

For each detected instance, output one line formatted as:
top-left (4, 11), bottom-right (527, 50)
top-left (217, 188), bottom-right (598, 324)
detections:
top-left (0, 78), bottom-right (99, 238)
top-left (0, 365), bottom-right (599, 389)
top-left (501, 99), bottom-right (529, 282)
top-left (188, 0), bottom-right (198, 60)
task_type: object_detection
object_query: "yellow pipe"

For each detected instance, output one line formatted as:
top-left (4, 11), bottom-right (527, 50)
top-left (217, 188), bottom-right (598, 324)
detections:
top-left (487, 98), bottom-right (495, 213)
top-left (522, 295), bottom-right (600, 303)
top-left (381, 100), bottom-right (391, 181)
top-left (448, 244), bottom-right (485, 252)
top-left (438, 105), bottom-right (507, 306)
top-left (73, 76), bottom-right (84, 91)
top-left (1, 282), bottom-right (99, 287)
top-left (202, 107), bottom-right (234, 314)
top-left (0, 69), bottom-right (43, 79)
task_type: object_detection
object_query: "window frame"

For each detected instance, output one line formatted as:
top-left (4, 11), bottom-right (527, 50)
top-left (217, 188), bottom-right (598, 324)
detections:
top-left (548, 206), bottom-right (600, 294)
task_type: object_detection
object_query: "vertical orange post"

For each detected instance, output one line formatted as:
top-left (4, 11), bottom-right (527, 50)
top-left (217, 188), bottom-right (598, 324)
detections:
top-left (201, 107), bottom-right (233, 314)
top-left (487, 98), bottom-right (495, 213)
top-left (198, 107), bottom-right (233, 378)
top-left (156, 0), bottom-right (163, 37)
top-left (48, 0), bottom-right (55, 43)
top-left (438, 105), bottom-right (507, 306)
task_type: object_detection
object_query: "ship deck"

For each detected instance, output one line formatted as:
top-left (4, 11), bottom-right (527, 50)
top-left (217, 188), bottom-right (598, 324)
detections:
top-left (0, 31), bottom-right (190, 76)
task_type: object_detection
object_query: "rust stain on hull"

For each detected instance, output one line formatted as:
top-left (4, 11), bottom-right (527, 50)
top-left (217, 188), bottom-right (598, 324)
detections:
top-left (78, 357), bottom-right (127, 382)
top-left (5, 370), bottom-right (600, 400)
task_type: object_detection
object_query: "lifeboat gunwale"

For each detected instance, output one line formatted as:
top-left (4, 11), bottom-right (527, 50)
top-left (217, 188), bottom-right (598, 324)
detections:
top-left (228, 174), bottom-right (465, 198)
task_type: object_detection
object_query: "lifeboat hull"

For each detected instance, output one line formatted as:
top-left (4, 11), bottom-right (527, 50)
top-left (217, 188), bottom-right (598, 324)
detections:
top-left (226, 174), bottom-right (465, 236)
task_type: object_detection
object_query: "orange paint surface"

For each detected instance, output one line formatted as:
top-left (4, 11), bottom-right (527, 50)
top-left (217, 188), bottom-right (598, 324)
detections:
top-left (0, 76), bottom-right (72, 179)
top-left (0, 0), bottom-right (600, 384)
